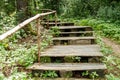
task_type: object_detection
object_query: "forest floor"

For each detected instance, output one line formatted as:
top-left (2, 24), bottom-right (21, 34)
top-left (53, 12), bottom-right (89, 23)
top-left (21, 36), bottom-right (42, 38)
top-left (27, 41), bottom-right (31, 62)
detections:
top-left (102, 37), bottom-right (120, 57)
top-left (102, 37), bottom-right (120, 78)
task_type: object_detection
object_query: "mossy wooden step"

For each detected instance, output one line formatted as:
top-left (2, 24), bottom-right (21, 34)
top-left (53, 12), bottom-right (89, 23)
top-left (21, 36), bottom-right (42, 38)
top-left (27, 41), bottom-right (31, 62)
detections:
top-left (53, 37), bottom-right (96, 44)
top-left (43, 20), bottom-right (60, 22)
top-left (41, 45), bottom-right (103, 57)
top-left (42, 22), bottom-right (74, 26)
top-left (27, 63), bottom-right (106, 71)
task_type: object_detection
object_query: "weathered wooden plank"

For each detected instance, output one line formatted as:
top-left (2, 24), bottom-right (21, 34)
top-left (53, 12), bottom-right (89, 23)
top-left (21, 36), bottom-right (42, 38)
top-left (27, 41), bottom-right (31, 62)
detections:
top-left (43, 20), bottom-right (60, 22)
top-left (32, 78), bottom-right (100, 80)
top-left (41, 52), bottom-right (103, 57)
top-left (42, 22), bottom-right (74, 26)
top-left (53, 37), bottom-right (95, 40)
top-left (32, 78), bottom-right (103, 80)
top-left (27, 63), bottom-right (106, 71)
top-left (58, 26), bottom-right (92, 29)
top-left (41, 45), bottom-right (103, 57)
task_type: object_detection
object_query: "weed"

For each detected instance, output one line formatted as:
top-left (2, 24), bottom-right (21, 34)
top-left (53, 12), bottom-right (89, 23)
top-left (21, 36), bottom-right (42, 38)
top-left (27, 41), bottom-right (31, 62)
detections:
top-left (82, 71), bottom-right (89, 77)
top-left (82, 71), bottom-right (99, 79)
top-left (106, 73), bottom-right (120, 80)
top-left (72, 56), bottom-right (81, 62)
top-left (40, 71), bottom-right (58, 78)
top-left (89, 71), bottom-right (99, 79)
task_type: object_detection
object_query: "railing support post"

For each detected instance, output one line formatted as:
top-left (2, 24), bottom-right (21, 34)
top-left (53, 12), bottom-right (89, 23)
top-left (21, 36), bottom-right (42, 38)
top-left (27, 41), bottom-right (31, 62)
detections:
top-left (55, 12), bottom-right (57, 26)
top-left (37, 18), bottom-right (41, 63)
top-left (47, 15), bottom-right (49, 28)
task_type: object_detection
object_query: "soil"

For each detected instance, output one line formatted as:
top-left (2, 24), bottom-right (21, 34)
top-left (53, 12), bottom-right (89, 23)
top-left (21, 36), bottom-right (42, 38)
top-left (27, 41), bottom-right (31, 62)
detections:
top-left (102, 37), bottom-right (120, 57)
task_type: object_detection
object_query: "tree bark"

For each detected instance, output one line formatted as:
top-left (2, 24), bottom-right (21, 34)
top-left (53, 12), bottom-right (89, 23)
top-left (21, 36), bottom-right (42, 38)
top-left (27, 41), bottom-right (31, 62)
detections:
top-left (16, 0), bottom-right (36, 35)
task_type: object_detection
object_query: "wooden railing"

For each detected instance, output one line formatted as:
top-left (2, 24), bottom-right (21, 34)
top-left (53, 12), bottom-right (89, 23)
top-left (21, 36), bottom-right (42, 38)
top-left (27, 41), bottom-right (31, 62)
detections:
top-left (0, 9), bottom-right (57, 63)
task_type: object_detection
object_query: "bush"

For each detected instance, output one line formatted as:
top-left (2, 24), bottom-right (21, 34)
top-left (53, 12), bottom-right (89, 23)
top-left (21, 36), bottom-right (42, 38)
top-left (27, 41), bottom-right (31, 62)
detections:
top-left (80, 19), bottom-right (120, 43)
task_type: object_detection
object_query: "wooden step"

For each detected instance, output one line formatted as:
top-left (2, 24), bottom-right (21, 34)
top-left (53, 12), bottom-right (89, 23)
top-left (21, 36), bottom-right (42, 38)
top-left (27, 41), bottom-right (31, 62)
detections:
top-left (42, 22), bottom-right (74, 26)
top-left (59, 31), bottom-right (94, 34)
top-left (27, 63), bottom-right (106, 71)
top-left (41, 45), bottom-right (103, 57)
top-left (53, 36), bottom-right (95, 41)
top-left (43, 20), bottom-right (60, 22)
top-left (58, 26), bottom-right (92, 29)
top-left (33, 78), bottom-right (98, 80)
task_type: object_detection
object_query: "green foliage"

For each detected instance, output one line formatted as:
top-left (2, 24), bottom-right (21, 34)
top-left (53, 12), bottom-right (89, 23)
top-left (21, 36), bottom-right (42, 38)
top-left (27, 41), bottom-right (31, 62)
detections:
top-left (80, 19), bottom-right (120, 43)
top-left (0, 12), bottom-right (16, 34)
top-left (104, 55), bottom-right (117, 66)
top-left (50, 26), bottom-right (60, 37)
top-left (82, 71), bottom-right (99, 79)
top-left (0, 0), bottom-right (16, 14)
top-left (40, 57), bottom-right (51, 63)
top-left (72, 56), bottom-right (81, 62)
top-left (97, 3), bottom-right (120, 21)
top-left (40, 71), bottom-right (58, 78)
top-left (63, 0), bottom-right (93, 18)
top-left (64, 56), bottom-right (81, 62)
top-left (60, 0), bottom-right (120, 21)
top-left (101, 47), bottom-right (113, 55)
top-left (89, 71), bottom-right (99, 79)
top-left (0, 72), bottom-right (32, 80)
top-left (40, 0), bottom-right (64, 14)
top-left (0, 44), bottom-right (37, 67)
top-left (82, 71), bottom-right (89, 77)
top-left (0, 72), bottom-right (4, 80)
top-left (106, 73), bottom-right (120, 80)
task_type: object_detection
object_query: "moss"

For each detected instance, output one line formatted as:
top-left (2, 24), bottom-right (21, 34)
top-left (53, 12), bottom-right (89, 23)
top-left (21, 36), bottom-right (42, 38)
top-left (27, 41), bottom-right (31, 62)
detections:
top-left (40, 57), bottom-right (51, 63)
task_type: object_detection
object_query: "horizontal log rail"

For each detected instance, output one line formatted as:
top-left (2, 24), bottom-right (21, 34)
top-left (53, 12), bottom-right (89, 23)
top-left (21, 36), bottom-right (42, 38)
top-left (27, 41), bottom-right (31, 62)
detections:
top-left (0, 11), bottom-right (56, 41)
top-left (40, 9), bottom-right (54, 12)
top-left (0, 10), bottom-right (57, 63)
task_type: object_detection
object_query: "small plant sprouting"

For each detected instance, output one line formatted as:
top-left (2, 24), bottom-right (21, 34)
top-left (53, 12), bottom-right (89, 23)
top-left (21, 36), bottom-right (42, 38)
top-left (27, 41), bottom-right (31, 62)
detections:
top-left (72, 56), bottom-right (81, 62)
top-left (40, 71), bottom-right (58, 78)
top-left (82, 71), bottom-right (99, 79)
top-left (82, 71), bottom-right (89, 77)
top-left (89, 71), bottom-right (99, 79)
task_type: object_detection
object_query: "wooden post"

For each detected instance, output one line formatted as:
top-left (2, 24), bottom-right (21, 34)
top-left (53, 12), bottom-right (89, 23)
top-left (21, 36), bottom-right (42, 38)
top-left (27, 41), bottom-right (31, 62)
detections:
top-left (47, 15), bottom-right (49, 28)
top-left (55, 12), bottom-right (57, 26)
top-left (37, 18), bottom-right (41, 63)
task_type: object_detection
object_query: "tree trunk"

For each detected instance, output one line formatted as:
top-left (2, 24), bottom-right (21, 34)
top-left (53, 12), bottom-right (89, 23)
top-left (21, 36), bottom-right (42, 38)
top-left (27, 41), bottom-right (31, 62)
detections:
top-left (16, 0), bottom-right (36, 35)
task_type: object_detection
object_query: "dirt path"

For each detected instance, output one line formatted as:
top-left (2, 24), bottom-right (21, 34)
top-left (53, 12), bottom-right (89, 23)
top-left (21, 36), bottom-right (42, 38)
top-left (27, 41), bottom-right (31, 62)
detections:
top-left (102, 37), bottom-right (120, 57)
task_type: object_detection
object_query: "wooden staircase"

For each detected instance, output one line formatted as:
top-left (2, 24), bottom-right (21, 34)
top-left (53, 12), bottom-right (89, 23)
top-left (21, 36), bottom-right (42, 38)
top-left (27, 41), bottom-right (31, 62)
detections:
top-left (27, 20), bottom-right (106, 78)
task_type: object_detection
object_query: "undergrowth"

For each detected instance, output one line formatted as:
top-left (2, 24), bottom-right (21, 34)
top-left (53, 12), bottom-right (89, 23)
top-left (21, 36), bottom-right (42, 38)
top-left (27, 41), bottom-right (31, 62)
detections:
top-left (79, 18), bottom-right (120, 79)
top-left (79, 18), bottom-right (120, 43)
top-left (0, 12), bottom-right (53, 79)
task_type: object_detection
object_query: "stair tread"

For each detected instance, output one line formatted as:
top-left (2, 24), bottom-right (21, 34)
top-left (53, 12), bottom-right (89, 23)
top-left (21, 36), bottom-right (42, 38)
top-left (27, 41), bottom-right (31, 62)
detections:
top-left (43, 20), bottom-right (60, 22)
top-left (53, 36), bottom-right (95, 40)
top-left (42, 22), bottom-right (74, 24)
top-left (27, 63), bottom-right (106, 71)
top-left (60, 31), bottom-right (94, 34)
top-left (58, 26), bottom-right (92, 29)
top-left (43, 22), bottom-right (74, 24)
top-left (41, 45), bottom-right (103, 57)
